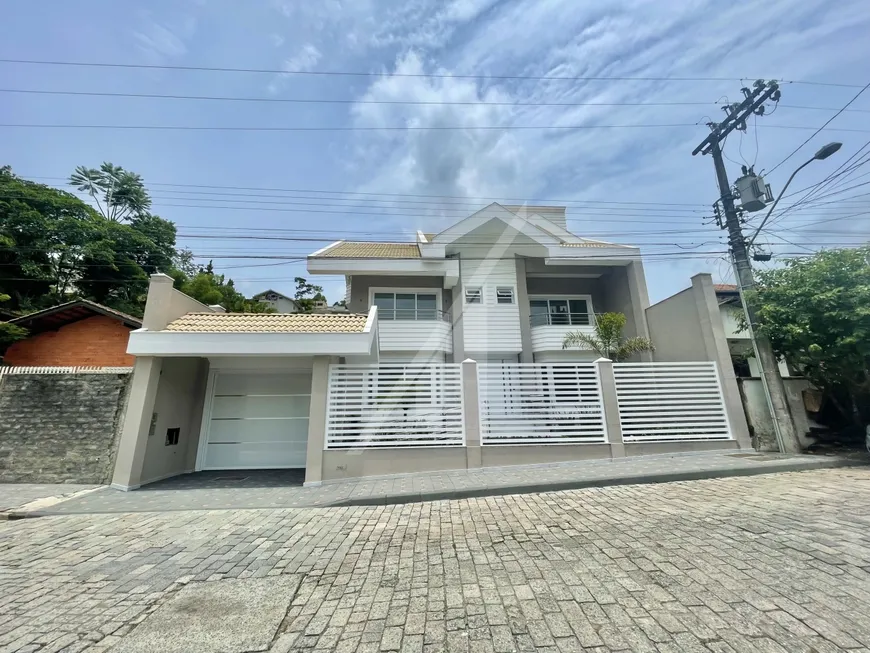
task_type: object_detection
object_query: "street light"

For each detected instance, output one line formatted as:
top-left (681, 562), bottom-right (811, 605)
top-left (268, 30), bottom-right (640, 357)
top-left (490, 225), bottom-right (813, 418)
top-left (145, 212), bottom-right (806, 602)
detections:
top-left (748, 142), bottom-right (842, 247)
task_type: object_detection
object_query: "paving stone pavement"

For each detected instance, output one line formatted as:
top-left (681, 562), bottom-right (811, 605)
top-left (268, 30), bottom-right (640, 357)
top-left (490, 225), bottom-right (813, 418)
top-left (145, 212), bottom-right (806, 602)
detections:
top-left (0, 483), bottom-right (97, 513)
top-left (3, 467), bottom-right (870, 652)
top-left (30, 451), bottom-right (859, 514)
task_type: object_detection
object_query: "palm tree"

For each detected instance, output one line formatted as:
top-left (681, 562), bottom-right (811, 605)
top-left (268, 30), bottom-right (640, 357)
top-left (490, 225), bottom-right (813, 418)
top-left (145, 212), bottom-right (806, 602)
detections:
top-left (70, 162), bottom-right (152, 222)
top-left (562, 311), bottom-right (654, 361)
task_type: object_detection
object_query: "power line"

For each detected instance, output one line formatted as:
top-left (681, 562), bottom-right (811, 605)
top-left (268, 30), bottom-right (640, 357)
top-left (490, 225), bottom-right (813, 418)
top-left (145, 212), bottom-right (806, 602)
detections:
top-left (3, 88), bottom-right (869, 113)
top-left (766, 81), bottom-right (870, 175)
top-left (5, 122), bottom-right (870, 133)
top-left (10, 176), bottom-right (714, 207)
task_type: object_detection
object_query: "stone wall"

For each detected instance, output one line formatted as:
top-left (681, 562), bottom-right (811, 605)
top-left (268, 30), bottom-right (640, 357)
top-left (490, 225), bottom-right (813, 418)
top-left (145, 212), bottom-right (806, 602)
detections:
top-left (0, 373), bottom-right (132, 483)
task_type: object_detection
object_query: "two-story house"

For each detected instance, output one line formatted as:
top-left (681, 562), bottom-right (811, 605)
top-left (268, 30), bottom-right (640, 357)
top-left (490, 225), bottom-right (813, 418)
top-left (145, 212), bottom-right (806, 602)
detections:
top-left (307, 203), bottom-right (652, 364)
top-left (112, 202), bottom-right (753, 491)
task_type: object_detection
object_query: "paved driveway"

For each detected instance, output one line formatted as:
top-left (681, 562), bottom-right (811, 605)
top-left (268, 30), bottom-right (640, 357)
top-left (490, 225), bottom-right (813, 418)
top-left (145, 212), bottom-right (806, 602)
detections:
top-left (2, 468), bottom-right (870, 652)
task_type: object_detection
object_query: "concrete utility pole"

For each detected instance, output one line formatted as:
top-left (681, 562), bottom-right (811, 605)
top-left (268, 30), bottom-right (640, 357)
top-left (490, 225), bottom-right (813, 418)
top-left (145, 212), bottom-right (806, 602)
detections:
top-left (692, 79), bottom-right (802, 454)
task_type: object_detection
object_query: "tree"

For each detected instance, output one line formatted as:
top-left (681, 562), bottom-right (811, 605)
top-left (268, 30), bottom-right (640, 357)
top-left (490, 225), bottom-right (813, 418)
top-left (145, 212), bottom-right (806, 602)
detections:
top-left (0, 293), bottom-right (27, 351)
top-left (293, 276), bottom-right (326, 312)
top-left (562, 312), bottom-right (654, 361)
top-left (69, 162), bottom-right (151, 222)
top-left (0, 168), bottom-right (105, 310)
top-left (179, 262), bottom-right (273, 313)
top-left (750, 246), bottom-right (870, 426)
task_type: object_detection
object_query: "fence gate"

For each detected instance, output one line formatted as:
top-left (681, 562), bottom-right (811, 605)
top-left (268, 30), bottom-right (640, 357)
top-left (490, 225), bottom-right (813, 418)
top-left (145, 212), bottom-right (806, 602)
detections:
top-left (325, 364), bottom-right (464, 448)
top-left (478, 363), bottom-right (606, 445)
top-left (613, 362), bottom-right (732, 442)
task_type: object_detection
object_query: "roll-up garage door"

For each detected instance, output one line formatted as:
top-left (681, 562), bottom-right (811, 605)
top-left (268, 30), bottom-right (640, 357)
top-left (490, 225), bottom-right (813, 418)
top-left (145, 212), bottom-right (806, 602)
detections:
top-left (202, 372), bottom-right (311, 469)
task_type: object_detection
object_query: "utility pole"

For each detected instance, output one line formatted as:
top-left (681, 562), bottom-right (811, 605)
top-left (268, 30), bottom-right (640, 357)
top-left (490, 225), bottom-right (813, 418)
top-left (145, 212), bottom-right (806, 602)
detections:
top-left (693, 79), bottom-right (802, 454)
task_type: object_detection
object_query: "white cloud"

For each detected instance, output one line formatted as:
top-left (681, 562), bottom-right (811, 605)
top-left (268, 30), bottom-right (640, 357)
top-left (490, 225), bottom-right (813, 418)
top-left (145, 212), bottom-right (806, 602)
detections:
top-left (267, 44), bottom-right (322, 94)
top-left (133, 8), bottom-right (200, 66)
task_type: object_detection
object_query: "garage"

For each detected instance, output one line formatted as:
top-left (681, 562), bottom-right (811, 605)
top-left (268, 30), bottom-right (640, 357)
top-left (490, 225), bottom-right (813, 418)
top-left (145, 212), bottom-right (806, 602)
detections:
top-left (200, 371), bottom-right (312, 470)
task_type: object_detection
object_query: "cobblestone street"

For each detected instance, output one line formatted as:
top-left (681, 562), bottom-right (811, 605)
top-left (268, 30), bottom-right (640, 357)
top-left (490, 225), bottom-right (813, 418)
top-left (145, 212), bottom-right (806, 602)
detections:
top-left (2, 468), bottom-right (870, 652)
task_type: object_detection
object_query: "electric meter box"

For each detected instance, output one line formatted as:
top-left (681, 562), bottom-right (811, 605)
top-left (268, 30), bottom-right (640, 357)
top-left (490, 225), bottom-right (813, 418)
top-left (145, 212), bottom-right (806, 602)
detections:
top-left (735, 174), bottom-right (772, 212)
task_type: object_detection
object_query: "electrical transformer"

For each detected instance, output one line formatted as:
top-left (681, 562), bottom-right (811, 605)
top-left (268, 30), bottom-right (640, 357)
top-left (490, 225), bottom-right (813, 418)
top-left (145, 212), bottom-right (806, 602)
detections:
top-left (734, 173), bottom-right (773, 212)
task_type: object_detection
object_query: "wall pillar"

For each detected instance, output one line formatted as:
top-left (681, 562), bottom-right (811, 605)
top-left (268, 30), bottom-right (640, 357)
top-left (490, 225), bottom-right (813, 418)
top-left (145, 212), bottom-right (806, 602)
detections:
top-left (595, 358), bottom-right (625, 458)
top-left (142, 273), bottom-right (177, 331)
top-left (690, 273), bottom-right (753, 449)
top-left (111, 356), bottom-right (163, 490)
top-left (461, 358), bottom-right (482, 468)
top-left (304, 356), bottom-right (332, 486)
top-left (515, 257), bottom-right (534, 363)
top-left (626, 261), bottom-right (654, 362)
top-left (450, 279), bottom-right (465, 363)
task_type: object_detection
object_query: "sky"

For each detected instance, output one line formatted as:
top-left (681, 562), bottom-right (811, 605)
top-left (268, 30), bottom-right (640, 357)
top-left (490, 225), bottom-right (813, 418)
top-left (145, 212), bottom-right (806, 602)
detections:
top-left (1, 0), bottom-right (869, 304)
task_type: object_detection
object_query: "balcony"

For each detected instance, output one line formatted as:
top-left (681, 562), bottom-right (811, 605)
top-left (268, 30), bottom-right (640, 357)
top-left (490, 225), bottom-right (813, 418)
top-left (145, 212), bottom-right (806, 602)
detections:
top-left (530, 312), bottom-right (596, 353)
top-left (377, 309), bottom-right (453, 353)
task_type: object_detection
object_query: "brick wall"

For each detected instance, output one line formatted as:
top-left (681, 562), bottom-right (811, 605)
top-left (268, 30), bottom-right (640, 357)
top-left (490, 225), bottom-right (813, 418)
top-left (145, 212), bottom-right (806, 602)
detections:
top-left (3, 315), bottom-right (135, 367)
top-left (0, 373), bottom-right (132, 483)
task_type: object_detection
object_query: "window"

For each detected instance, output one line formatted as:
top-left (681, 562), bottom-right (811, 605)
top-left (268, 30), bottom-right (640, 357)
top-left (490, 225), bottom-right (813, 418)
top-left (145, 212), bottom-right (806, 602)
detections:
top-left (529, 298), bottom-right (592, 326)
top-left (496, 287), bottom-right (515, 304)
top-left (373, 292), bottom-right (438, 320)
top-left (465, 287), bottom-right (482, 304)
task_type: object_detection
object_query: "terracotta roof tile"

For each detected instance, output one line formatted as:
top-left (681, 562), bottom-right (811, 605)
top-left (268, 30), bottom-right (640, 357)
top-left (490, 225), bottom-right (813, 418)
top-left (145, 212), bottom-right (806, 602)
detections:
top-left (164, 312), bottom-right (369, 333)
top-left (314, 242), bottom-right (421, 258)
top-left (714, 284), bottom-right (738, 292)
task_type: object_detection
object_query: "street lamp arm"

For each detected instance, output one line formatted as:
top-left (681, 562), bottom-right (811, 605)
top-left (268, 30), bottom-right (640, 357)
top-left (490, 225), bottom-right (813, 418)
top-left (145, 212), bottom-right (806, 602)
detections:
top-left (747, 157), bottom-right (813, 248)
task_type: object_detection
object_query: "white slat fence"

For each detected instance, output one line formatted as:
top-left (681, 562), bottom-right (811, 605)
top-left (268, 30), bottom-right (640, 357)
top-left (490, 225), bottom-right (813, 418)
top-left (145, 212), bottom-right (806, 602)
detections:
top-left (479, 363), bottom-right (606, 445)
top-left (613, 362), bottom-right (732, 441)
top-left (0, 366), bottom-right (133, 378)
top-left (325, 364), bottom-right (464, 448)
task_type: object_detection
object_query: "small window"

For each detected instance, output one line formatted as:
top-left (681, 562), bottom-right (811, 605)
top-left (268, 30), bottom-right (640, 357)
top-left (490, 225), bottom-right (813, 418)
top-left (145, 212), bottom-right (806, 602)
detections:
top-left (165, 428), bottom-right (180, 446)
top-left (496, 287), bottom-right (514, 304)
top-left (465, 287), bottom-right (482, 304)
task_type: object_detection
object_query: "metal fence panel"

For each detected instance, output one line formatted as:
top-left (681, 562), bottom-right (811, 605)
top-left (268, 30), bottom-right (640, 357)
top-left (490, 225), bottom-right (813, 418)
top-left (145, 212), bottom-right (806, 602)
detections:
top-left (613, 362), bottom-right (732, 442)
top-left (325, 364), bottom-right (464, 449)
top-left (0, 366), bottom-right (133, 377)
top-left (479, 363), bottom-right (606, 445)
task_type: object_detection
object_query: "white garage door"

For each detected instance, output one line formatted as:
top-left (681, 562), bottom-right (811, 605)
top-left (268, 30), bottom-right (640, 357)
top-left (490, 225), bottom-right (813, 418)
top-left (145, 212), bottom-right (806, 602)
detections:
top-left (202, 372), bottom-right (311, 470)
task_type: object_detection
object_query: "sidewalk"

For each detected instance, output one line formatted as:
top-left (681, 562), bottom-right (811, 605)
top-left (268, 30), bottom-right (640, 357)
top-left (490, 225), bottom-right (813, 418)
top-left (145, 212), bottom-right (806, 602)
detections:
top-left (7, 450), bottom-right (863, 517)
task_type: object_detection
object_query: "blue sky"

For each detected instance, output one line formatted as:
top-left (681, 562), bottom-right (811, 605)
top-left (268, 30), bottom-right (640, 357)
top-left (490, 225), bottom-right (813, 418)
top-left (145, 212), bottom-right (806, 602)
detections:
top-left (2, 0), bottom-right (868, 303)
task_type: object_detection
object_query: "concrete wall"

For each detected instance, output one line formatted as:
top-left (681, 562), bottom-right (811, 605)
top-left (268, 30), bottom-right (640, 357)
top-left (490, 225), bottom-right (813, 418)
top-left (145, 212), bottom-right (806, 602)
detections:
top-left (140, 358), bottom-right (209, 485)
top-left (0, 372), bottom-right (132, 483)
top-left (738, 377), bottom-right (815, 451)
top-left (646, 288), bottom-right (706, 361)
top-left (321, 447), bottom-right (468, 482)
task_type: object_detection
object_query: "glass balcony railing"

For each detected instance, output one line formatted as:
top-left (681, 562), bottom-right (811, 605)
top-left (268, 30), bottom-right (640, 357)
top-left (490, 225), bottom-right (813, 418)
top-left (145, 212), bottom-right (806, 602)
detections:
top-left (530, 312), bottom-right (597, 327)
top-left (377, 308), bottom-right (450, 322)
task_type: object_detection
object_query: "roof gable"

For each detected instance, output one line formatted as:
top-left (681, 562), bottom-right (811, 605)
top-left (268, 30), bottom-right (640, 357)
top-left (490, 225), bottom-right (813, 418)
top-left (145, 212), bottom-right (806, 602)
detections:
top-left (430, 203), bottom-right (562, 248)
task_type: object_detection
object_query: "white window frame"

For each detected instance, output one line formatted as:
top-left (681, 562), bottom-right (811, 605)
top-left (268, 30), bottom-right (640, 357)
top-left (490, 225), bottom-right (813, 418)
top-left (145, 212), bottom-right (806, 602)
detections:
top-left (529, 294), bottom-right (595, 326)
top-left (464, 287), bottom-right (482, 304)
top-left (368, 287), bottom-right (442, 320)
top-left (495, 287), bottom-right (515, 304)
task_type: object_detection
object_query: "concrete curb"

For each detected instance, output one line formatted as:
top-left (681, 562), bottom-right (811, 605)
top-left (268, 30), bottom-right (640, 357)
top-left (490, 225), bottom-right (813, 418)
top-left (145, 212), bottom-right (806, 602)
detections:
top-left (325, 457), bottom-right (866, 507)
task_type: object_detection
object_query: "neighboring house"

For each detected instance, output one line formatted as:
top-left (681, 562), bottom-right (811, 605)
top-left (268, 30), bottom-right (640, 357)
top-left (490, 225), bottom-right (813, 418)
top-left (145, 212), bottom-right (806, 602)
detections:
top-left (715, 284), bottom-right (790, 378)
top-left (2, 300), bottom-right (141, 367)
top-left (252, 289), bottom-right (300, 313)
top-left (307, 203), bottom-right (652, 364)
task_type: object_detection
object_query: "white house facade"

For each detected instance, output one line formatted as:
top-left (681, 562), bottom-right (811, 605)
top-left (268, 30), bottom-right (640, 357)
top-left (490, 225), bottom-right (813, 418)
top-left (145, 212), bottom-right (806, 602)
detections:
top-left (308, 203), bottom-right (653, 365)
top-left (109, 204), bottom-right (751, 491)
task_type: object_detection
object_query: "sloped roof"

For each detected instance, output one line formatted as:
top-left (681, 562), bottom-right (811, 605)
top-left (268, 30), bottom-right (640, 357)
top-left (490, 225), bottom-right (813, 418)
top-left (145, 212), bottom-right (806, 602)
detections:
top-left (559, 241), bottom-right (629, 249)
top-left (164, 312), bottom-right (369, 333)
top-left (714, 284), bottom-right (738, 292)
top-left (9, 299), bottom-right (142, 332)
top-left (313, 242), bottom-right (421, 259)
